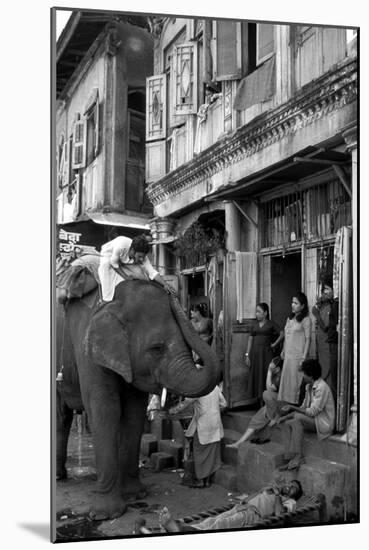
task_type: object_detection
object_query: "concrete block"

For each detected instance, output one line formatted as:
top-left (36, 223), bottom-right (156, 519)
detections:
top-left (158, 439), bottom-right (184, 468)
top-left (150, 417), bottom-right (172, 441)
top-left (150, 452), bottom-right (174, 472)
top-left (213, 465), bottom-right (238, 492)
top-left (237, 442), bottom-right (285, 493)
top-left (140, 434), bottom-right (158, 457)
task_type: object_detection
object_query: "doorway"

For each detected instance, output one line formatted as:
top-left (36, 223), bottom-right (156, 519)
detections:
top-left (271, 252), bottom-right (301, 330)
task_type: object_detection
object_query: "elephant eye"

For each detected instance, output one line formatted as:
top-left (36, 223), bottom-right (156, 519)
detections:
top-left (149, 343), bottom-right (165, 354)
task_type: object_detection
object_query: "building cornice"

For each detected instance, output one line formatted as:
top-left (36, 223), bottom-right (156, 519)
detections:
top-left (147, 57), bottom-right (357, 207)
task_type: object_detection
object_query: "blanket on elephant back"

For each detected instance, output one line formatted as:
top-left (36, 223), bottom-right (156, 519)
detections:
top-left (56, 254), bottom-right (101, 299)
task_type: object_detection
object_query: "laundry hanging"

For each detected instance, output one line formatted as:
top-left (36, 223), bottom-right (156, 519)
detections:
top-left (235, 251), bottom-right (257, 321)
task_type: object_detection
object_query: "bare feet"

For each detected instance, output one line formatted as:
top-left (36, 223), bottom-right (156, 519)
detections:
top-left (159, 506), bottom-right (180, 533)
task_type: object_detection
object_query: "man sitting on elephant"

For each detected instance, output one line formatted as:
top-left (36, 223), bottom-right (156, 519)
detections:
top-left (98, 234), bottom-right (172, 301)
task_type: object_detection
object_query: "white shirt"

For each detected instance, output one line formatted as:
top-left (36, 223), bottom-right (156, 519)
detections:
top-left (99, 236), bottom-right (158, 301)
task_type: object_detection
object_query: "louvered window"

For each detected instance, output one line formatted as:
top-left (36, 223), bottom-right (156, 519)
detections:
top-left (72, 117), bottom-right (86, 169)
top-left (146, 74), bottom-right (167, 141)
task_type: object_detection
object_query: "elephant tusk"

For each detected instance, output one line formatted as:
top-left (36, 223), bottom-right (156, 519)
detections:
top-left (160, 387), bottom-right (167, 408)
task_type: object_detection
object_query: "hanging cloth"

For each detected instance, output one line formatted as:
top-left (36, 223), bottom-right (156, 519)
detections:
top-left (235, 252), bottom-right (257, 322)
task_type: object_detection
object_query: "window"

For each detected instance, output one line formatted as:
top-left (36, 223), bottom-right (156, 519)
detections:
top-left (173, 42), bottom-right (198, 114)
top-left (72, 115), bottom-right (86, 169)
top-left (146, 74), bottom-right (167, 141)
top-left (261, 180), bottom-right (352, 248)
top-left (57, 134), bottom-right (66, 190)
top-left (256, 24), bottom-right (274, 65)
top-left (213, 20), bottom-right (242, 81)
top-left (84, 89), bottom-right (100, 166)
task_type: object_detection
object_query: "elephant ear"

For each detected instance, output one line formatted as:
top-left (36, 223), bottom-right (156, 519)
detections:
top-left (86, 301), bottom-right (132, 383)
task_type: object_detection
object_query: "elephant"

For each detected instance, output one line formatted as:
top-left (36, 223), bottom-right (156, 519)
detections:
top-left (56, 279), bottom-right (221, 519)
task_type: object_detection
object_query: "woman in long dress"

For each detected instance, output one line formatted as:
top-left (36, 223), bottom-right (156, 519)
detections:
top-left (278, 292), bottom-right (312, 405)
top-left (244, 303), bottom-right (284, 402)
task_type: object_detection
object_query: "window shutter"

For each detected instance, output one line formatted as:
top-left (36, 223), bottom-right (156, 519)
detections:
top-left (94, 94), bottom-right (99, 156)
top-left (146, 74), bottom-right (167, 141)
top-left (72, 118), bottom-right (86, 169)
top-left (214, 20), bottom-right (242, 81)
top-left (173, 42), bottom-right (198, 115)
top-left (62, 140), bottom-right (70, 188)
top-left (257, 24), bottom-right (274, 65)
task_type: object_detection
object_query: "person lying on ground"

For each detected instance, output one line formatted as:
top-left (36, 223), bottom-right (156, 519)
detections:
top-left (226, 357), bottom-right (283, 449)
top-left (157, 480), bottom-right (303, 532)
top-left (98, 234), bottom-right (174, 301)
top-left (276, 359), bottom-right (335, 471)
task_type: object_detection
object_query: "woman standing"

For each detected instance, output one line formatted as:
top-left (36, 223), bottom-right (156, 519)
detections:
top-left (278, 292), bottom-right (312, 405)
top-left (244, 303), bottom-right (284, 402)
top-left (169, 384), bottom-right (226, 488)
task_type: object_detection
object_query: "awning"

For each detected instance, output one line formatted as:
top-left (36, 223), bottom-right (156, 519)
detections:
top-left (87, 211), bottom-right (151, 231)
top-left (233, 55), bottom-right (275, 111)
top-left (205, 142), bottom-right (351, 202)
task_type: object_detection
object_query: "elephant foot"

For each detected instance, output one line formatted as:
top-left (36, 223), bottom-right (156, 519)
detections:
top-left (122, 479), bottom-right (148, 500)
top-left (88, 493), bottom-right (127, 521)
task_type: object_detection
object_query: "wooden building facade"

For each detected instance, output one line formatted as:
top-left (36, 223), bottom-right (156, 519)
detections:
top-left (145, 18), bottom-right (358, 439)
top-left (55, 11), bottom-right (154, 253)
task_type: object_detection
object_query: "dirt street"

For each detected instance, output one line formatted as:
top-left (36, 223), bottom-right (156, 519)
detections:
top-left (55, 426), bottom-right (237, 542)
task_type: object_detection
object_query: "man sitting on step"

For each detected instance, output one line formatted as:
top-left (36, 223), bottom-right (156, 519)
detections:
top-left (277, 359), bottom-right (335, 471)
top-left (226, 356), bottom-right (283, 449)
top-left (155, 480), bottom-right (303, 532)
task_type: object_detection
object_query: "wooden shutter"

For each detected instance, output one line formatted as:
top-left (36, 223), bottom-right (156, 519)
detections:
top-left (72, 118), bottom-right (86, 169)
top-left (62, 140), bottom-right (70, 188)
top-left (173, 42), bottom-right (198, 115)
top-left (294, 26), bottom-right (320, 88)
top-left (146, 141), bottom-right (166, 183)
top-left (146, 74), bottom-right (167, 141)
top-left (214, 20), bottom-right (242, 81)
top-left (322, 28), bottom-right (346, 72)
top-left (257, 23), bottom-right (275, 65)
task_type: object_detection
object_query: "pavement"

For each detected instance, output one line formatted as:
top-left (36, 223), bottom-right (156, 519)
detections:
top-left (55, 426), bottom-right (236, 542)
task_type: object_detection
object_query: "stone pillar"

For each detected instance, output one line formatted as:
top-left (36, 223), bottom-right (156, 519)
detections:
top-left (155, 217), bottom-right (175, 276)
top-left (224, 201), bottom-right (241, 252)
top-left (342, 122), bottom-right (357, 445)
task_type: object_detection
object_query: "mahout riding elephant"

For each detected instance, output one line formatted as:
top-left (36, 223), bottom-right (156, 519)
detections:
top-left (56, 279), bottom-right (221, 519)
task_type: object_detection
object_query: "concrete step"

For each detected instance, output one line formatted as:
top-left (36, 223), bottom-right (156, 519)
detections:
top-left (270, 424), bottom-right (357, 467)
top-left (213, 464), bottom-right (238, 492)
top-left (270, 456), bottom-right (350, 522)
top-left (235, 439), bottom-right (351, 521)
top-left (236, 441), bottom-right (286, 494)
top-left (221, 429), bottom-right (242, 466)
top-left (221, 410), bottom-right (256, 434)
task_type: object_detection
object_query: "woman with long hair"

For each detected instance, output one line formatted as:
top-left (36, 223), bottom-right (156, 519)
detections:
top-left (278, 292), bottom-right (312, 405)
top-left (244, 303), bottom-right (284, 402)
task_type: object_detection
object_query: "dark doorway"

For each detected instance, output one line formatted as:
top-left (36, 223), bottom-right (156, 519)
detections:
top-left (271, 252), bottom-right (301, 330)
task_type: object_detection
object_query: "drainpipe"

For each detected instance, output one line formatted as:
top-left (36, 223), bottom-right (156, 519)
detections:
top-left (342, 123), bottom-right (357, 446)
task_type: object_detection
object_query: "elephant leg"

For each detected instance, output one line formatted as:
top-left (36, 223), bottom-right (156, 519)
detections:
top-left (83, 379), bottom-right (128, 520)
top-left (56, 391), bottom-right (74, 480)
top-left (118, 386), bottom-right (148, 499)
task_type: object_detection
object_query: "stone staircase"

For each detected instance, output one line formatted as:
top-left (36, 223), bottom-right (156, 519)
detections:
top-left (219, 409), bottom-right (357, 521)
top-left (140, 410), bottom-right (357, 522)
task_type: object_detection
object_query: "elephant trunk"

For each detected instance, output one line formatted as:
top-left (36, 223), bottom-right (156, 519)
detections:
top-left (168, 294), bottom-right (221, 397)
